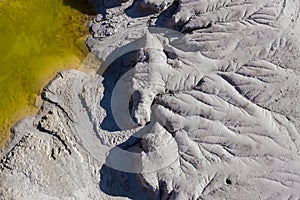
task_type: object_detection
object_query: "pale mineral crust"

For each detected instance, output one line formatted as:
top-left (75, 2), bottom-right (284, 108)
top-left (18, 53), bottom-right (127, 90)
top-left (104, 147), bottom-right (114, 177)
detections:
top-left (1, 0), bottom-right (300, 199)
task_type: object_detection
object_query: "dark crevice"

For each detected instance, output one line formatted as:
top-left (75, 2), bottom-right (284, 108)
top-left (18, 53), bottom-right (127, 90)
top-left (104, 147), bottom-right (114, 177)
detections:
top-left (36, 123), bottom-right (71, 155)
top-left (1, 161), bottom-right (13, 171)
top-left (180, 15), bottom-right (195, 33)
top-left (225, 178), bottom-right (232, 185)
top-left (129, 94), bottom-right (134, 121)
top-left (130, 91), bottom-right (142, 124)
top-left (159, 180), bottom-right (171, 200)
top-left (218, 74), bottom-right (244, 95)
top-left (182, 21), bottom-right (213, 33)
top-left (164, 49), bottom-right (178, 60)
top-left (155, 0), bottom-right (181, 30)
top-left (145, 121), bottom-right (151, 126)
top-left (51, 148), bottom-right (56, 160)
top-left (125, 0), bottom-right (158, 18)
top-left (201, 174), bottom-right (217, 194)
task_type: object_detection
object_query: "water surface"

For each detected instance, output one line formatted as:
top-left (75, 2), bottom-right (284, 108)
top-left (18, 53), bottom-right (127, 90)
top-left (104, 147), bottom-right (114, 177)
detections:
top-left (0, 0), bottom-right (94, 146)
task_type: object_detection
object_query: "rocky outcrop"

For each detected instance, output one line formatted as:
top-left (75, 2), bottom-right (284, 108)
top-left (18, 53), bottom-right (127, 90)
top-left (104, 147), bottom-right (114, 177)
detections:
top-left (2, 0), bottom-right (300, 199)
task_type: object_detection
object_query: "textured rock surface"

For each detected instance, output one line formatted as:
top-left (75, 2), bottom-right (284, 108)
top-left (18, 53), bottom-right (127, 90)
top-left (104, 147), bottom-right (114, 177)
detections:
top-left (2, 0), bottom-right (300, 199)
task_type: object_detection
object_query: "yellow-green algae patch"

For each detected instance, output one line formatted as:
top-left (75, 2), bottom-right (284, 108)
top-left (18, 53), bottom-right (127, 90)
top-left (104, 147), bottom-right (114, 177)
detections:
top-left (0, 0), bottom-right (95, 146)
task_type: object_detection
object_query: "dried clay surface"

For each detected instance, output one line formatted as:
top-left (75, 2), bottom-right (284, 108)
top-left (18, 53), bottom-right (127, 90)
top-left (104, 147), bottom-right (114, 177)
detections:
top-left (2, 0), bottom-right (300, 199)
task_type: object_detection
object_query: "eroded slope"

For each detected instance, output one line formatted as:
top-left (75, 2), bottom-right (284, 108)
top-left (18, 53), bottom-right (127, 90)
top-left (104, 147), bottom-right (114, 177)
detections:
top-left (1, 0), bottom-right (300, 199)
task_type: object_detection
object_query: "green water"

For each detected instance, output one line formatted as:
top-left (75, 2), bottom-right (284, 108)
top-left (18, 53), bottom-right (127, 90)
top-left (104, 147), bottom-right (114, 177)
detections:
top-left (0, 0), bottom-right (94, 146)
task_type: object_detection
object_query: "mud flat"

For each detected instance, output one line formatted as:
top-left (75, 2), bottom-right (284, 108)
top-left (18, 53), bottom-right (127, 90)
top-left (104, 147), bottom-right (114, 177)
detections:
top-left (1, 1), bottom-right (300, 199)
